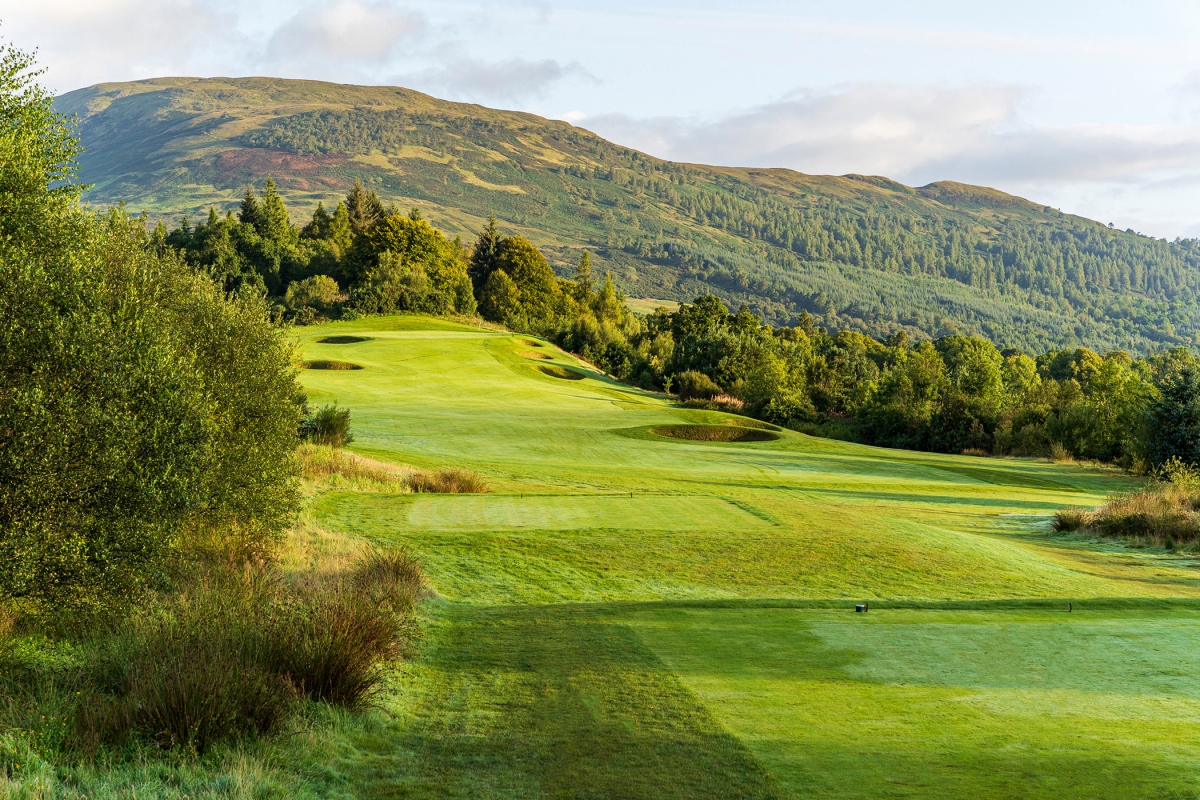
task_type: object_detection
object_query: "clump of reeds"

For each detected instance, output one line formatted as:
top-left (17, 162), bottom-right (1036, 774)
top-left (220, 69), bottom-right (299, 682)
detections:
top-left (408, 468), bottom-right (489, 494)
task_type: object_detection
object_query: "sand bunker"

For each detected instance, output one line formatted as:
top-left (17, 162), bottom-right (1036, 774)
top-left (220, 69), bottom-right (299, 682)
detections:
top-left (301, 360), bottom-right (363, 370)
top-left (651, 424), bottom-right (779, 443)
top-left (317, 336), bottom-right (370, 344)
top-left (538, 365), bottom-right (585, 380)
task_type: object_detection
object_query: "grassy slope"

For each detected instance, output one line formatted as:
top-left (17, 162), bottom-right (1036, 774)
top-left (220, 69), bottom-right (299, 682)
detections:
top-left (281, 316), bottom-right (1200, 799)
top-left (55, 77), bottom-right (1200, 351)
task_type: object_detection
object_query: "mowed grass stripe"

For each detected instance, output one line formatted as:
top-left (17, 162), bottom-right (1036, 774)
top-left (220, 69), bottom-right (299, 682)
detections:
top-left (626, 606), bottom-right (1200, 799)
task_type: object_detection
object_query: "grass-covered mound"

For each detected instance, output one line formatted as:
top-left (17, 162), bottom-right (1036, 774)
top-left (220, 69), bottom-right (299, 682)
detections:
top-left (651, 424), bottom-right (780, 443)
top-left (302, 360), bottom-right (364, 370)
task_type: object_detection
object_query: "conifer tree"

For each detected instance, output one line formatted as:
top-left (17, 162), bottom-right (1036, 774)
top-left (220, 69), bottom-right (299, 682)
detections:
top-left (468, 215), bottom-right (501, 291)
top-left (345, 179), bottom-right (383, 233)
top-left (257, 177), bottom-right (293, 246)
top-left (301, 201), bottom-right (331, 240)
top-left (238, 186), bottom-right (259, 228)
top-left (574, 251), bottom-right (594, 299)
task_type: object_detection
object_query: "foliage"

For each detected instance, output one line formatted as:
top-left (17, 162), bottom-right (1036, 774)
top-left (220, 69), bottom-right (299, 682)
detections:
top-left (1142, 366), bottom-right (1200, 467)
top-left (300, 404), bottom-right (353, 447)
top-left (286, 274), bottom-right (340, 312)
top-left (1, 209), bottom-right (301, 617)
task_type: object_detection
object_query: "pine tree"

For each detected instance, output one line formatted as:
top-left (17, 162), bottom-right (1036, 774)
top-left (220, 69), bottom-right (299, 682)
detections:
top-left (574, 250), bottom-right (594, 299)
top-left (301, 201), bottom-right (331, 240)
top-left (257, 177), bottom-right (293, 246)
top-left (238, 187), bottom-right (259, 228)
top-left (345, 179), bottom-right (383, 234)
top-left (468, 215), bottom-right (501, 291)
top-left (329, 201), bottom-right (353, 257)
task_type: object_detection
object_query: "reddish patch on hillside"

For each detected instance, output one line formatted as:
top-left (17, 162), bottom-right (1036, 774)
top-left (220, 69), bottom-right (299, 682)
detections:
top-left (215, 149), bottom-right (346, 176)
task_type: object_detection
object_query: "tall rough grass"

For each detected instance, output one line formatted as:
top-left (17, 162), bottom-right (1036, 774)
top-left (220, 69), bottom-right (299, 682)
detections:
top-left (298, 444), bottom-right (488, 494)
top-left (0, 547), bottom-right (426, 759)
top-left (1054, 458), bottom-right (1200, 547)
top-left (408, 468), bottom-right (489, 493)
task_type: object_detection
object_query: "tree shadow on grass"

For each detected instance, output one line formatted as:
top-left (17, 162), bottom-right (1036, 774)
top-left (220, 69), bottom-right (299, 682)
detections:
top-left (348, 603), bottom-right (785, 799)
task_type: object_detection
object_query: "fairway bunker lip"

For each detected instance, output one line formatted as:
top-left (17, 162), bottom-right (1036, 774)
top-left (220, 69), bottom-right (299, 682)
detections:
top-left (301, 359), bottom-right (364, 370)
top-left (651, 424), bottom-right (780, 443)
top-left (317, 335), bottom-right (371, 345)
top-left (537, 364), bottom-right (585, 380)
top-left (522, 351), bottom-right (553, 360)
top-left (518, 338), bottom-right (544, 348)
top-left (726, 418), bottom-right (782, 432)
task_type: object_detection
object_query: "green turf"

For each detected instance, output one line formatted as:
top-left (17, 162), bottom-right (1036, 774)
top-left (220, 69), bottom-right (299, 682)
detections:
top-left (290, 315), bottom-right (1200, 798)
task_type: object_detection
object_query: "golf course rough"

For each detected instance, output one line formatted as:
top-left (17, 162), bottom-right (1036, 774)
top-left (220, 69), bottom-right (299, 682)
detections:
top-left (297, 314), bottom-right (1200, 799)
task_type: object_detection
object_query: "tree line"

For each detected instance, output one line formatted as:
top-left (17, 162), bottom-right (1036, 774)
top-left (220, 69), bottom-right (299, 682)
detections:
top-left (159, 185), bottom-right (1200, 470)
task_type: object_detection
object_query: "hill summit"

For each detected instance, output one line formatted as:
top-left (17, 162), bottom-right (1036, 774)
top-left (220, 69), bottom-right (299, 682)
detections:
top-left (56, 76), bottom-right (1200, 352)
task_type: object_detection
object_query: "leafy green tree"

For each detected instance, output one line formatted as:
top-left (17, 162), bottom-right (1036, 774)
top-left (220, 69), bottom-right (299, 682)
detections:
top-left (0, 51), bottom-right (302, 615)
top-left (344, 212), bottom-right (473, 314)
top-left (477, 235), bottom-right (567, 330)
top-left (1144, 366), bottom-right (1200, 467)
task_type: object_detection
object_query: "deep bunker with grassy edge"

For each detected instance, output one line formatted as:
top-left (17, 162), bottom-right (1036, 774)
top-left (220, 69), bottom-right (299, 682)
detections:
top-left (317, 335), bottom-right (372, 344)
top-left (293, 314), bottom-right (1200, 800)
top-left (302, 360), bottom-right (364, 370)
top-left (537, 364), bottom-right (585, 380)
top-left (651, 424), bottom-right (780, 442)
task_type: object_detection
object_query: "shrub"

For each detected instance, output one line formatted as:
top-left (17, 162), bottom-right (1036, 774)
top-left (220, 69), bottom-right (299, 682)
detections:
top-left (0, 49), bottom-right (302, 615)
top-left (300, 404), bottom-right (354, 447)
top-left (351, 549), bottom-right (426, 613)
top-left (673, 370), bottom-right (721, 400)
top-left (263, 586), bottom-right (402, 708)
top-left (408, 468), bottom-right (489, 493)
top-left (285, 275), bottom-right (340, 312)
top-left (1053, 508), bottom-right (1092, 532)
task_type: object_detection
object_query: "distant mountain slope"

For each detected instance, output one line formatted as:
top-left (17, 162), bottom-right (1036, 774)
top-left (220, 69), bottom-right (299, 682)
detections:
top-left (56, 77), bottom-right (1200, 352)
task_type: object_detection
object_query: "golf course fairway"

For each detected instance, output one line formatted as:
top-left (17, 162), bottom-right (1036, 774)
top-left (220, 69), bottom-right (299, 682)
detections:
top-left (296, 315), bottom-right (1200, 799)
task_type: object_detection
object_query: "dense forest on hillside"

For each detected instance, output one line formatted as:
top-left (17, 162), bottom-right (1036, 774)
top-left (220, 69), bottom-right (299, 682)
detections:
top-left (57, 78), bottom-right (1200, 353)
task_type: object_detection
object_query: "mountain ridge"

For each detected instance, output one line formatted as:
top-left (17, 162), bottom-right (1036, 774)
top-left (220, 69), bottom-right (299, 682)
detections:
top-left (56, 76), bottom-right (1200, 353)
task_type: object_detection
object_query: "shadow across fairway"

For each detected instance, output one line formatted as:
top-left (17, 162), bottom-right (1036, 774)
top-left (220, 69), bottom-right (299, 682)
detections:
top-left (348, 603), bottom-right (785, 799)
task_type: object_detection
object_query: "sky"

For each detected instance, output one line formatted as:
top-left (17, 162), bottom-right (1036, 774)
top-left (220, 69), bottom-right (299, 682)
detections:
top-left (6, 0), bottom-right (1200, 238)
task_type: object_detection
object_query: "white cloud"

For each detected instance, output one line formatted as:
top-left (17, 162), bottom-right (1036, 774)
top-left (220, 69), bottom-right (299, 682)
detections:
top-left (401, 55), bottom-right (594, 102)
top-left (266, 0), bottom-right (424, 65)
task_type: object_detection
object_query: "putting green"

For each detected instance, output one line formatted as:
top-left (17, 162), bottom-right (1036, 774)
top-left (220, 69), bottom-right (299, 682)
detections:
top-left (295, 315), bottom-right (1200, 798)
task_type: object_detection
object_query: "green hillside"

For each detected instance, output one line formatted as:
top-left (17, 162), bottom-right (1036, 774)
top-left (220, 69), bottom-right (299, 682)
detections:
top-left (56, 77), bottom-right (1200, 352)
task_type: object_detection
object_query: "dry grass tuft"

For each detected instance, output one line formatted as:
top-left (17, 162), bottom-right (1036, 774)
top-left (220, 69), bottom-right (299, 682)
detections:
top-left (297, 444), bottom-right (407, 492)
top-left (409, 468), bottom-right (489, 494)
top-left (1049, 441), bottom-right (1075, 463)
top-left (1054, 459), bottom-right (1200, 546)
top-left (961, 447), bottom-right (991, 457)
